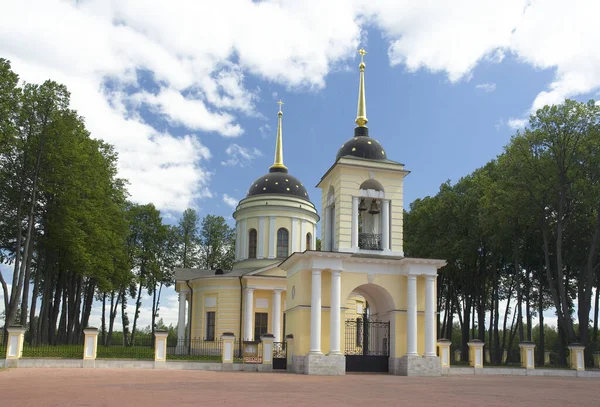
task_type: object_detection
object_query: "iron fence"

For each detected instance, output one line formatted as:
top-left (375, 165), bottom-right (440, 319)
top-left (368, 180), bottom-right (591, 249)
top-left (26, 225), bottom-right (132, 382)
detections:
top-left (345, 319), bottom-right (390, 356)
top-left (234, 339), bottom-right (263, 363)
top-left (0, 331), bottom-right (6, 358)
top-left (166, 338), bottom-right (223, 361)
top-left (96, 335), bottom-right (154, 360)
top-left (273, 342), bottom-right (286, 359)
top-left (22, 341), bottom-right (82, 359)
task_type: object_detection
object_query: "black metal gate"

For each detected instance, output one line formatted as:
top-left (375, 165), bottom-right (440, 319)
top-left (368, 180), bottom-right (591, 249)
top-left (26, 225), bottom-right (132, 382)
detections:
top-left (273, 342), bottom-right (286, 370)
top-left (345, 319), bottom-right (390, 372)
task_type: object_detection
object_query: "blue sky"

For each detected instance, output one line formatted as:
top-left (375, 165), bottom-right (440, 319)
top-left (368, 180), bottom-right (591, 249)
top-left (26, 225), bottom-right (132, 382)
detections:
top-left (1, 0), bottom-right (599, 329)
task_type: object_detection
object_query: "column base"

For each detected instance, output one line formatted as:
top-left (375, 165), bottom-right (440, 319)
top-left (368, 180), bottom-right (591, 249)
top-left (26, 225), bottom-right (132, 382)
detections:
top-left (389, 355), bottom-right (441, 376)
top-left (303, 353), bottom-right (345, 376)
top-left (82, 359), bottom-right (96, 368)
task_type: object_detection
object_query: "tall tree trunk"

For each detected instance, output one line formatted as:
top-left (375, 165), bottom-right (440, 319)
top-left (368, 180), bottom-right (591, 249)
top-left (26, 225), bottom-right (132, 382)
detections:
top-left (130, 284), bottom-right (143, 345)
top-left (538, 279), bottom-right (545, 366)
top-left (593, 287), bottom-right (599, 346)
top-left (28, 263), bottom-right (42, 344)
top-left (107, 291), bottom-right (121, 346)
top-left (101, 293), bottom-right (107, 346)
top-left (461, 296), bottom-right (471, 358)
top-left (526, 277), bottom-right (532, 342)
top-left (121, 291), bottom-right (130, 347)
top-left (19, 234), bottom-right (35, 328)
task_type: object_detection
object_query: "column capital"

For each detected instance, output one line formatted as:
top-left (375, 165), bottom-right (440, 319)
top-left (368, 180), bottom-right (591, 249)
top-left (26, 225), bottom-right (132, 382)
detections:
top-left (425, 274), bottom-right (436, 281)
top-left (311, 268), bottom-right (323, 275)
top-left (245, 287), bottom-right (255, 293)
top-left (407, 274), bottom-right (418, 280)
top-left (179, 288), bottom-right (191, 294)
top-left (330, 269), bottom-right (342, 276)
top-left (273, 288), bottom-right (284, 294)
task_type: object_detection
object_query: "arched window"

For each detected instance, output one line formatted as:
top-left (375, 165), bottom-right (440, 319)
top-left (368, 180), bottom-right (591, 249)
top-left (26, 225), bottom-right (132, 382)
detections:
top-left (248, 229), bottom-right (257, 259)
top-left (306, 232), bottom-right (312, 251)
top-left (277, 228), bottom-right (289, 258)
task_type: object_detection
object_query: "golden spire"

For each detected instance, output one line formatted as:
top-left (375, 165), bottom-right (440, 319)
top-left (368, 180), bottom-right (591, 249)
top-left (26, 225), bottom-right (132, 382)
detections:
top-left (355, 49), bottom-right (368, 127)
top-left (270, 100), bottom-right (288, 172)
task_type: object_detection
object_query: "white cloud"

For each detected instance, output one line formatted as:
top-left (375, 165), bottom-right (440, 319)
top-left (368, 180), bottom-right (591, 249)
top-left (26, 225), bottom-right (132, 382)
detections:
top-left (2, 0), bottom-right (600, 213)
top-left (508, 118), bottom-right (528, 129)
top-left (221, 144), bottom-right (263, 167)
top-left (223, 194), bottom-right (239, 209)
top-left (476, 83), bottom-right (497, 92)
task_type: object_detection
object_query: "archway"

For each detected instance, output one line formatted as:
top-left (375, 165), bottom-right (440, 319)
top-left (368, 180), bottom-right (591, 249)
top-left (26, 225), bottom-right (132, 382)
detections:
top-left (344, 283), bottom-right (395, 373)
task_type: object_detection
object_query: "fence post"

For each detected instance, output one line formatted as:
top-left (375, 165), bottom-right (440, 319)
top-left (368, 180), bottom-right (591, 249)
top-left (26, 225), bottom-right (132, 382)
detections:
top-left (286, 334), bottom-right (294, 372)
top-left (467, 339), bottom-right (484, 369)
top-left (567, 343), bottom-right (585, 371)
top-left (519, 341), bottom-right (535, 369)
top-left (502, 349), bottom-right (508, 364)
top-left (5, 326), bottom-right (25, 368)
top-left (437, 339), bottom-right (451, 368)
top-left (154, 331), bottom-right (168, 365)
top-left (221, 333), bottom-right (235, 370)
top-left (83, 327), bottom-right (99, 368)
top-left (261, 333), bottom-right (274, 372)
top-left (544, 350), bottom-right (551, 365)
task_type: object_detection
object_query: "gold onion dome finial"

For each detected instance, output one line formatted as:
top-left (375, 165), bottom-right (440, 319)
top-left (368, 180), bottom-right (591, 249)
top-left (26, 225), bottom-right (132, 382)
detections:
top-left (355, 49), bottom-right (368, 127)
top-left (270, 100), bottom-right (288, 172)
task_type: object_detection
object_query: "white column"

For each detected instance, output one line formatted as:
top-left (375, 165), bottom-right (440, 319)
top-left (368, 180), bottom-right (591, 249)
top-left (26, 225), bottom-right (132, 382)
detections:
top-left (310, 269), bottom-right (322, 354)
top-left (268, 216), bottom-right (276, 259)
top-left (244, 288), bottom-right (254, 341)
top-left (382, 200), bottom-right (390, 251)
top-left (329, 270), bottom-right (342, 354)
top-left (425, 275), bottom-right (436, 356)
top-left (177, 290), bottom-right (188, 341)
top-left (407, 275), bottom-right (418, 356)
top-left (352, 197), bottom-right (359, 250)
top-left (272, 289), bottom-right (282, 342)
top-left (323, 208), bottom-right (331, 251)
top-left (291, 217), bottom-right (298, 254)
top-left (258, 216), bottom-right (265, 259)
top-left (235, 223), bottom-right (240, 260)
top-left (300, 219), bottom-right (307, 252)
top-left (240, 219), bottom-right (247, 260)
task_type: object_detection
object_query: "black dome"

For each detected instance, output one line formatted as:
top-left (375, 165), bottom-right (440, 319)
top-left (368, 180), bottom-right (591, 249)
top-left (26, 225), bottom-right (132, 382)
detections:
top-left (336, 127), bottom-right (387, 161)
top-left (247, 168), bottom-right (310, 201)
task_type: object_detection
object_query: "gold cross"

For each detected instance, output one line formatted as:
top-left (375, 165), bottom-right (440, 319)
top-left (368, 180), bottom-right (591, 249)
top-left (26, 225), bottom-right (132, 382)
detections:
top-left (277, 99), bottom-right (284, 112)
top-left (358, 48), bottom-right (367, 63)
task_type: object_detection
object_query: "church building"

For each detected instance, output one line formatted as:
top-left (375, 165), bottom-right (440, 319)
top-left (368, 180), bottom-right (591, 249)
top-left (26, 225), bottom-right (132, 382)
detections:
top-left (174, 50), bottom-right (446, 376)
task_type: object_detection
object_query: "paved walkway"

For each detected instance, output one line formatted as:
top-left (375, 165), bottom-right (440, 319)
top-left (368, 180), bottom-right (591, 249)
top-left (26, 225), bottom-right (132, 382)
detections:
top-left (0, 368), bottom-right (597, 406)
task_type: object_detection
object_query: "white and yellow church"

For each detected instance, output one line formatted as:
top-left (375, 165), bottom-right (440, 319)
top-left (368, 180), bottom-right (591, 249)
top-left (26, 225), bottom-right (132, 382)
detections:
top-left (174, 50), bottom-right (446, 376)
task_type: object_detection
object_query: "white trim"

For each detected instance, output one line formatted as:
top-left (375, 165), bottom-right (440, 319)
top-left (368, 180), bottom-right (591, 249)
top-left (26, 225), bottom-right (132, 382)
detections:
top-left (300, 219), bottom-right (307, 252)
top-left (358, 189), bottom-right (385, 199)
top-left (258, 216), bottom-right (265, 259)
top-left (268, 216), bottom-right (276, 259)
top-left (291, 217), bottom-right (298, 254)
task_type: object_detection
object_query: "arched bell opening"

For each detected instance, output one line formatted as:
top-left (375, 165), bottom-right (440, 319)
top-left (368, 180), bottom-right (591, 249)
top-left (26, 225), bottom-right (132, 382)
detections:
top-left (358, 180), bottom-right (385, 251)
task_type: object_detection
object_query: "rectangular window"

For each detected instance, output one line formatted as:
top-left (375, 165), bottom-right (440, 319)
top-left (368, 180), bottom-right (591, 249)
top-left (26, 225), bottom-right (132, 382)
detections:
top-left (206, 311), bottom-right (216, 341)
top-left (254, 312), bottom-right (268, 340)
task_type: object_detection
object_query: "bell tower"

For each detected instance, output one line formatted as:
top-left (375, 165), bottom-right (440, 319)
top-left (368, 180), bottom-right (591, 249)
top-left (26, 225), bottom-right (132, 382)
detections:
top-left (317, 49), bottom-right (408, 256)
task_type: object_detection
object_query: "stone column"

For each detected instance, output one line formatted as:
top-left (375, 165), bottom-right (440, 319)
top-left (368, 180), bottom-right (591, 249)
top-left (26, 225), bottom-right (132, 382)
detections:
top-left (291, 217), bottom-right (298, 254)
top-left (437, 339), bottom-right (451, 368)
top-left (567, 343), bottom-right (586, 371)
top-left (5, 326), bottom-right (25, 364)
top-left (351, 197), bottom-right (359, 250)
top-left (221, 332), bottom-right (235, 369)
top-left (272, 289), bottom-right (282, 342)
top-left (261, 333), bottom-right (275, 371)
top-left (240, 219), bottom-right (247, 260)
top-left (258, 216), bottom-right (265, 259)
top-left (83, 327), bottom-right (99, 362)
top-left (519, 341), bottom-right (535, 369)
top-left (244, 288), bottom-right (255, 341)
top-left (381, 199), bottom-right (390, 250)
top-left (154, 331), bottom-right (168, 363)
top-left (310, 269), bottom-right (322, 354)
top-left (329, 270), bottom-right (342, 354)
top-left (406, 275), bottom-right (418, 356)
top-left (424, 275), bottom-right (436, 357)
top-left (177, 290), bottom-right (188, 342)
top-left (268, 216), bottom-right (276, 259)
top-left (468, 339), bottom-right (484, 368)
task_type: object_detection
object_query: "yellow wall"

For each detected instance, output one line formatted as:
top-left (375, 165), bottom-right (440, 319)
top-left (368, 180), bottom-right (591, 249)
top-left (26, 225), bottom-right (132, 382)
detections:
top-left (190, 278), bottom-right (241, 339)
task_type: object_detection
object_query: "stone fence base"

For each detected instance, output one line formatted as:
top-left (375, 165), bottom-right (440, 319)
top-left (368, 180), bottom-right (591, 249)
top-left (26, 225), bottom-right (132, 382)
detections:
top-left (444, 367), bottom-right (600, 378)
top-left (1, 358), bottom-right (272, 372)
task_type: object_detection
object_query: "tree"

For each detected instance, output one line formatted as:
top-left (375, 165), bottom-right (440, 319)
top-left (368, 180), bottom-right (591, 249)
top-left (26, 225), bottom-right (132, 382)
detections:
top-left (177, 208), bottom-right (200, 268)
top-left (198, 215), bottom-right (235, 270)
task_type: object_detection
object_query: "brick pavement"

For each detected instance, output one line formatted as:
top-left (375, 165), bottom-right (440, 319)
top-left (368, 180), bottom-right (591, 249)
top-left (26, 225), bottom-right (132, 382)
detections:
top-left (0, 368), bottom-right (597, 406)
